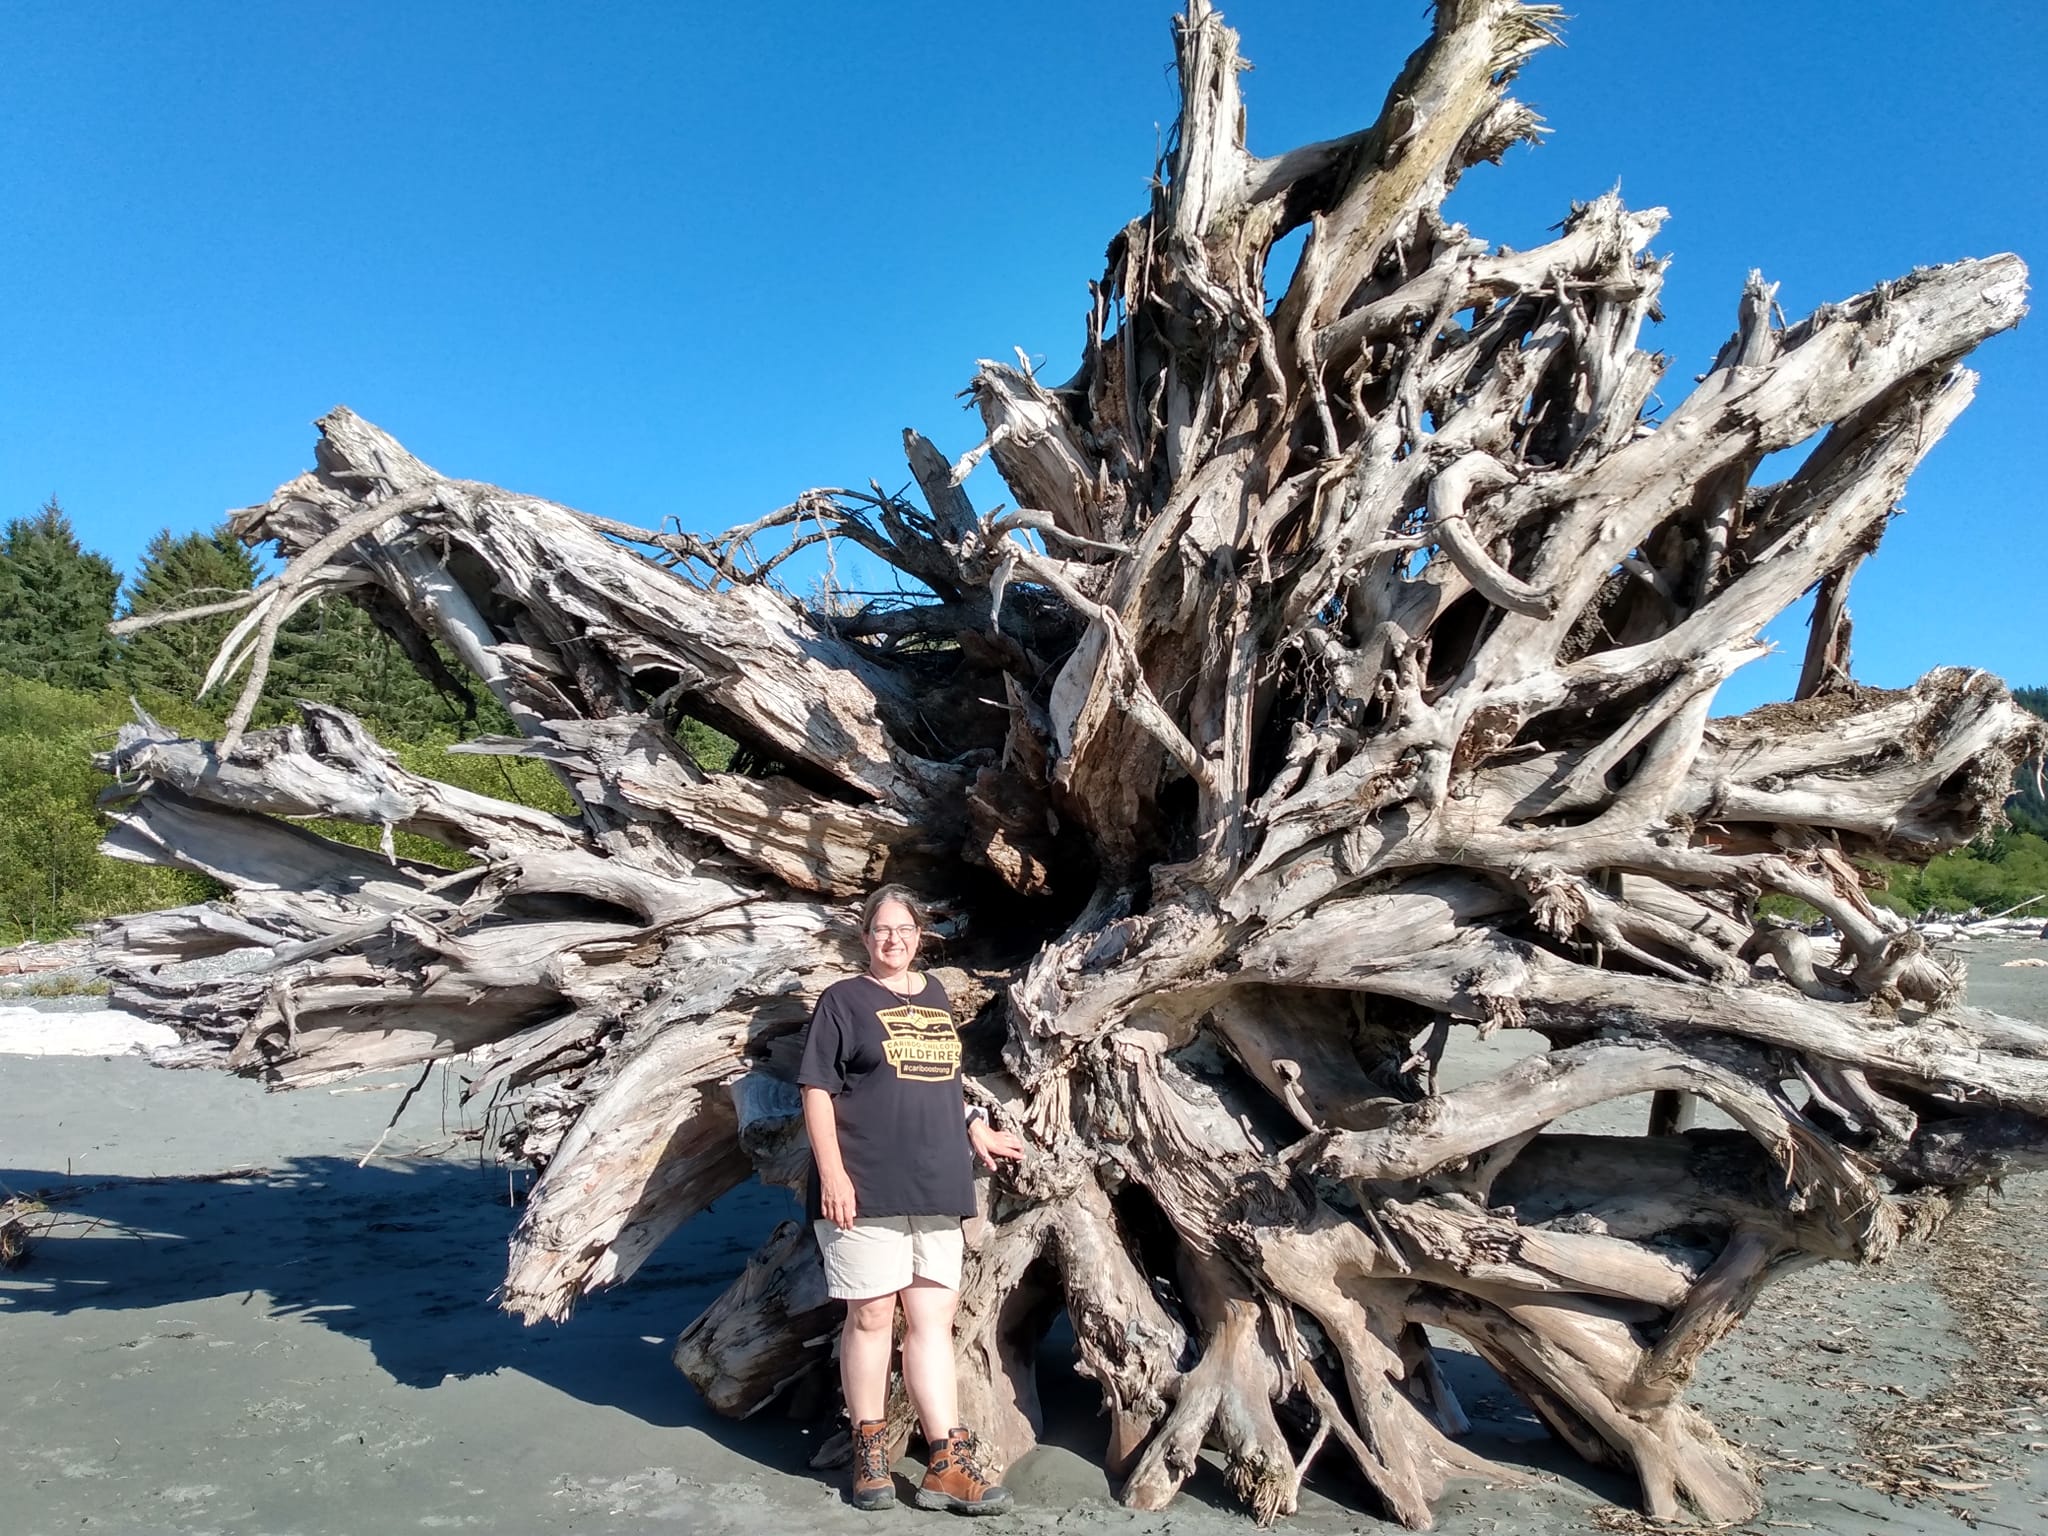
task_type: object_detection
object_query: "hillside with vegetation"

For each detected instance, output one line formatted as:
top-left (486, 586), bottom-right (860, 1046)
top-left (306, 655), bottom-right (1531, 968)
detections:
top-left (1862, 684), bottom-right (2048, 919)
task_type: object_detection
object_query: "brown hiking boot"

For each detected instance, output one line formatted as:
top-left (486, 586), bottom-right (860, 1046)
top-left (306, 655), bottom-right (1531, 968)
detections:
top-left (850, 1417), bottom-right (897, 1511)
top-left (915, 1427), bottom-right (1012, 1514)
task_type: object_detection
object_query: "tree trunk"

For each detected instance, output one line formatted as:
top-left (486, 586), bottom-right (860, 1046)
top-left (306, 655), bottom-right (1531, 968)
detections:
top-left (93, 2), bottom-right (2043, 1526)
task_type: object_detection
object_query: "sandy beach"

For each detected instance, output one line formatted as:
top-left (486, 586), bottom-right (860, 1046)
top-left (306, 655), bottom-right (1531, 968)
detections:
top-left (5, 946), bottom-right (2048, 1536)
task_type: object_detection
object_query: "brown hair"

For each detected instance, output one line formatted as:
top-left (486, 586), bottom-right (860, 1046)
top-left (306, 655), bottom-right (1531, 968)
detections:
top-left (860, 884), bottom-right (926, 933)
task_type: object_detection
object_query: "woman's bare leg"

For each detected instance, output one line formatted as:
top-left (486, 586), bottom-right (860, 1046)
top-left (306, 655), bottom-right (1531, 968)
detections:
top-left (840, 1293), bottom-right (898, 1423)
top-left (898, 1276), bottom-right (961, 1440)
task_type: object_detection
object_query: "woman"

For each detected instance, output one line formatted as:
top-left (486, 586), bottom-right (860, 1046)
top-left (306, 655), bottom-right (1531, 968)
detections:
top-left (799, 884), bottom-right (1027, 1513)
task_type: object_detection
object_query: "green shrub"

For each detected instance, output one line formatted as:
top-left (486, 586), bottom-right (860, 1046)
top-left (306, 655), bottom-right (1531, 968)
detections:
top-left (1868, 830), bottom-right (2048, 918)
top-left (678, 716), bottom-right (737, 773)
top-left (0, 677), bottom-right (215, 942)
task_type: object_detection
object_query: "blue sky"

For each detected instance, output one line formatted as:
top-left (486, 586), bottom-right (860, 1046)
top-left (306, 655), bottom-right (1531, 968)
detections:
top-left (3, 1), bottom-right (2041, 714)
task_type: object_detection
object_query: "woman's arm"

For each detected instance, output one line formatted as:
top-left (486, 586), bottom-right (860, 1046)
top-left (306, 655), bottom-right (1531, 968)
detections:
top-left (803, 1085), bottom-right (858, 1228)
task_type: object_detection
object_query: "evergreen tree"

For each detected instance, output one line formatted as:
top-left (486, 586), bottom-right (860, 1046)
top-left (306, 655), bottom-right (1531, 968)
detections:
top-left (271, 595), bottom-right (493, 739)
top-left (121, 526), bottom-right (261, 698)
top-left (0, 499), bottom-right (121, 690)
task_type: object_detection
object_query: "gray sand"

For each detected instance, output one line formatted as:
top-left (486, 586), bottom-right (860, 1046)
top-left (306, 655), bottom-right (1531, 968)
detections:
top-left (5, 942), bottom-right (2048, 1535)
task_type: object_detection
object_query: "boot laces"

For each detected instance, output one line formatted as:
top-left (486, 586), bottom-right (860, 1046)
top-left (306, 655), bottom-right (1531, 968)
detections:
top-left (855, 1425), bottom-right (891, 1484)
top-left (948, 1430), bottom-right (994, 1488)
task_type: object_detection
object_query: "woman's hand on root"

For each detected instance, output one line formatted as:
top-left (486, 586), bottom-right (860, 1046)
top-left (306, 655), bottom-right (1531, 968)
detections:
top-left (968, 1121), bottom-right (1026, 1171)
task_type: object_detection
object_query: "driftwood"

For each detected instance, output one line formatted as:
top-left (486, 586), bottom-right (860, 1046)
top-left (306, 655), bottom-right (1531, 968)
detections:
top-left (0, 937), bottom-right (93, 977)
top-left (1, 1196), bottom-right (40, 1270)
top-left (92, 2), bottom-right (2046, 1526)
top-left (1917, 915), bottom-right (2048, 942)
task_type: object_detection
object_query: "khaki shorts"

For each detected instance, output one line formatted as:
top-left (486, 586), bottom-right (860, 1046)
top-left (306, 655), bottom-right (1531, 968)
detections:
top-left (813, 1215), bottom-right (965, 1299)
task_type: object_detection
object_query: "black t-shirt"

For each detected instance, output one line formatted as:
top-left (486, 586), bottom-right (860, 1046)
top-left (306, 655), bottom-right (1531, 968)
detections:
top-left (797, 973), bottom-right (976, 1221)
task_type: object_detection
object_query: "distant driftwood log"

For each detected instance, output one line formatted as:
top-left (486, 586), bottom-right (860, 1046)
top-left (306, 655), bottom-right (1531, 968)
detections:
top-left (94, 2), bottom-right (2044, 1525)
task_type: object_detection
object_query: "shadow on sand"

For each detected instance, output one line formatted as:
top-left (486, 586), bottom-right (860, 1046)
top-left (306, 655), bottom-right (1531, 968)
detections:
top-left (1, 1156), bottom-right (794, 1436)
top-left (1, 1155), bottom-right (1640, 1519)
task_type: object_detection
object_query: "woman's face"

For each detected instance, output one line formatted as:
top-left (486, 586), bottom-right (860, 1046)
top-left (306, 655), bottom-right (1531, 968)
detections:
top-left (862, 898), bottom-right (921, 975)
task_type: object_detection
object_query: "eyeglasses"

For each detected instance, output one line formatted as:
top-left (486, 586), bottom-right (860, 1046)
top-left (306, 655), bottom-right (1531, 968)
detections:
top-left (869, 925), bottom-right (920, 940)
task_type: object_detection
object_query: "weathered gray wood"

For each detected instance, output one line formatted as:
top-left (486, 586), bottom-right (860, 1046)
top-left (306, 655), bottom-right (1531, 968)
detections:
top-left (673, 1218), bottom-right (837, 1416)
top-left (90, 2), bottom-right (2045, 1528)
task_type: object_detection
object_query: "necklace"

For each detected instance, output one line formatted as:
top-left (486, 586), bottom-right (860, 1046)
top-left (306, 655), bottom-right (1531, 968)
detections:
top-left (866, 970), bottom-right (920, 998)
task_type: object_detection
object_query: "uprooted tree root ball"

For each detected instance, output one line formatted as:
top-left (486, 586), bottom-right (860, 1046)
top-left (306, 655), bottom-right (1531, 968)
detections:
top-left (94, 2), bottom-right (2044, 1526)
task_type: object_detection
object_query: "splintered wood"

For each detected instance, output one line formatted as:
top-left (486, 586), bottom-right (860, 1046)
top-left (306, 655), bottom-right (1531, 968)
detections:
top-left (92, 0), bottom-right (2042, 1527)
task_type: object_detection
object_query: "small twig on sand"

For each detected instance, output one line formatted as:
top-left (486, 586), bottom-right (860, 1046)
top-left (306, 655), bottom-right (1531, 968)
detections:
top-left (359, 1059), bottom-right (438, 1168)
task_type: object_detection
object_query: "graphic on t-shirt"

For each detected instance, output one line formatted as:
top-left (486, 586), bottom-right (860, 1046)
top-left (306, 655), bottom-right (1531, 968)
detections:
top-left (876, 1004), bottom-right (961, 1082)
